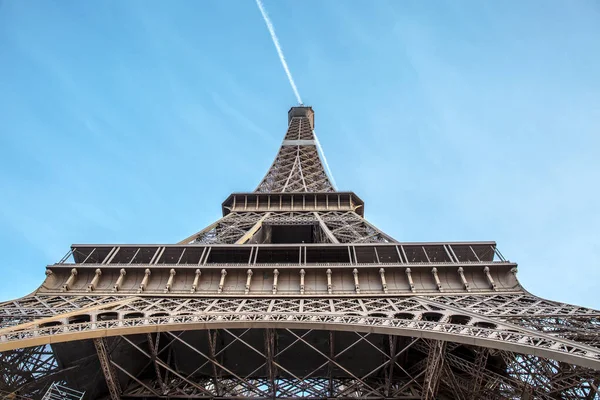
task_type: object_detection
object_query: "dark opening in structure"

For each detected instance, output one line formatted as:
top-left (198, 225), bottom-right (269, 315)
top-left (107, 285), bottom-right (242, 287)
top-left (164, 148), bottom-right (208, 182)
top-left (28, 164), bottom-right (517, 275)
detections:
top-left (255, 247), bottom-right (300, 264)
top-left (207, 248), bottom-right (252, 264)
top-left (268, 224), bottom-right (317, 244)
top-left (305, 247), bottom-right (350, 264)
top-left (97, 312), bottom-right (118, 321)
top-left (68, 315), bottom-right (91, 324)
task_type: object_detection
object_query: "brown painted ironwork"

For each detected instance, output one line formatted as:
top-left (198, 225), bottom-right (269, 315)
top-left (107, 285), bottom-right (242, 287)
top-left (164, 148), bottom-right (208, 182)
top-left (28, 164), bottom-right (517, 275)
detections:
top-left (1, 107), bottom-right (598, 399)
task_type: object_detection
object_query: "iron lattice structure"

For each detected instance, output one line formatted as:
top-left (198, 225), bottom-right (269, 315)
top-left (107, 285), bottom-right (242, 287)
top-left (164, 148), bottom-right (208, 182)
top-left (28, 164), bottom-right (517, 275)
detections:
top-left (0, 106), bottom-right (599, 400)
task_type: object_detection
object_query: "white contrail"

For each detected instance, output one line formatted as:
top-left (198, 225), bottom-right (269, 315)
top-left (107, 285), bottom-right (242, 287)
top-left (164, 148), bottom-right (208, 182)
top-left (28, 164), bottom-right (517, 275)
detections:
top-left (313, 131), bottom-right (338, 189)
top-left (255, 0), bottom-right (338, 189)
top-left (255, 0), bottom-right (302, 104)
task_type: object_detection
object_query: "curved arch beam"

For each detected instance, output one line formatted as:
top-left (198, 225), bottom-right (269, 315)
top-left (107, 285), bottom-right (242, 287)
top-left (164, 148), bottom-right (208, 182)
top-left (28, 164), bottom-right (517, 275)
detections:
top-left (1, 313), bottom-right (599, 370)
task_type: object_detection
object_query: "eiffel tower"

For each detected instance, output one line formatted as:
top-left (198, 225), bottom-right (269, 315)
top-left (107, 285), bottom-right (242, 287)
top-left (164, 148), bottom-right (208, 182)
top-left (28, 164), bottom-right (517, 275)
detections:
top-left (1, 106), bottom-right (599, 399)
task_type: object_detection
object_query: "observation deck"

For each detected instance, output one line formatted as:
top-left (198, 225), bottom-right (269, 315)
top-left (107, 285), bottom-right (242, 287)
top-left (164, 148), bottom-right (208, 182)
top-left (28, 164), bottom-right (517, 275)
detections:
top-left (42, 241), bottom-right (518, 297)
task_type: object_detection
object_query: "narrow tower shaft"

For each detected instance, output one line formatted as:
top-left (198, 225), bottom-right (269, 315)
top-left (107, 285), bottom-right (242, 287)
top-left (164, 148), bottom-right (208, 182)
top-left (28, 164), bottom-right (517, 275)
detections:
top-left (256, 106), bottom-right (334, 193)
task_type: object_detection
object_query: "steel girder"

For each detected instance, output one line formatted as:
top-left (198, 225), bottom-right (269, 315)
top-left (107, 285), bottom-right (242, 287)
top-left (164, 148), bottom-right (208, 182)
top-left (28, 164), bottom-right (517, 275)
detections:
top-left (3, 294), bottom-right (598, 347)
top-left (93, 338), bottom-right (121, 400)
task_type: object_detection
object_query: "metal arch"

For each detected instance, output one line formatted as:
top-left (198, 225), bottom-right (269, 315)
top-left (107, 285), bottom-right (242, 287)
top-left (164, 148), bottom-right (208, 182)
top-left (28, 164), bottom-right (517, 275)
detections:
top-left (0, 295), bottom-right (132, 325)
top-left (6, 328), bottom-right (596, 399)
top-left (2, 312), bottom-right (600, 370)
top-left (3, 294), bottom-right (599, 350)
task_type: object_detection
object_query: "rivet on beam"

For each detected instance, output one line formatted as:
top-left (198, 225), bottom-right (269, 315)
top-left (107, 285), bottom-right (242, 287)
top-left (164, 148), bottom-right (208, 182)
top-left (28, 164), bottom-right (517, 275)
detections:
top-left (405, 268), bottom-right (415, 292)
top-left (483, 266), bottom-right (497, 291)
top-left (379, 268), bottom-right (388, 294)
top-left (352, 268), bottom-right (360, 294)
top-left (431, 267), bottom-right (443, 292)
top-left (218, 269), bottom-right (227, 294)
top-left (245, 269), bottom-right (253, 295)
top-left (164, 269), bottom-right (176, 293)
top-left (191, 269), bottom-right (201, 293)
top-left (113, 269), bottom-right (126, 292)
top-left (299, 269), bottom-right (305, 294)
top-left (272, 269), bottom-right (279, 294)
top-left (62, 268), bottom-right (78, 292)
top-left (87, 268), bottom-right (102, 292)
top-left (326, 268), bottom-right (333, 294)
top-left (138, 268), bottom-right (151, 293)
top-left (457, 267), bottom-right (470, 291)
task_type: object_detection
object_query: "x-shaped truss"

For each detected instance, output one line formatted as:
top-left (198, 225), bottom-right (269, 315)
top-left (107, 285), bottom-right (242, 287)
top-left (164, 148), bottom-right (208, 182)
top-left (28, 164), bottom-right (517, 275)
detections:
top-left (112, 329), bottom-right (426, 399)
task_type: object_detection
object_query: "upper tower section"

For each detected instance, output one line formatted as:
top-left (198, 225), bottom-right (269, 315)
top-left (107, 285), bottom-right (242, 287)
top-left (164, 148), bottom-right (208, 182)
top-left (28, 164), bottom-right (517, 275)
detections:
top-left (255, 106), bottom-right (335, 193)
top-left (287, 105), bottom-right (314, 129)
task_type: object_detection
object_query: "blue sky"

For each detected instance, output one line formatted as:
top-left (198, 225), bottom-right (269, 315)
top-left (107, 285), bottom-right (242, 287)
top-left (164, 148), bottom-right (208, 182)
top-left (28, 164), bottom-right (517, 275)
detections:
top-left (0, 1), bottom-right (599, 308)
